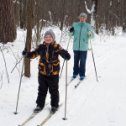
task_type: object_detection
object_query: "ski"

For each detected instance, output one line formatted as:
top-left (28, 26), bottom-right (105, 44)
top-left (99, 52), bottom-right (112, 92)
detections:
top-left (18, 112), bottom-right (40, 126)
top-left (37, 103), bottom-right (63, 126)
top-left (67, 78), bottom-right (75, 86)
top-left (74, 80), bottom-right (83, 88)
top-left (37, 111), bottom-right (53, 126)
top-left (18, 103), bottom-right (49, 126)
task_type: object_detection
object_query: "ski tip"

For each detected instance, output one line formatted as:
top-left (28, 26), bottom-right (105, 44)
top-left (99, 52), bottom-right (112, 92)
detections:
top-left (75, 83), bottom-right (79, 88)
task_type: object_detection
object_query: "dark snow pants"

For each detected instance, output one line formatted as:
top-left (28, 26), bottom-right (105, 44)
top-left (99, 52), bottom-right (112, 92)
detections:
top-left (36, 73), bottom-right (59, 108)
top-left (73, 51), bottom-right (87, 77)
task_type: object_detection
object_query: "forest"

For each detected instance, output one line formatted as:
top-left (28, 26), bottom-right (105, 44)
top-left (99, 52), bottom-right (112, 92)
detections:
top-left (13, 0), bottom-right (126, 32)
top-left (0, 0), bottom-right (126, 76)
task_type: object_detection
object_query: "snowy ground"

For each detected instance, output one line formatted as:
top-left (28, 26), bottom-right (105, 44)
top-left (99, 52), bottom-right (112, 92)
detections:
top-left (0, 28), bottom-right (126, 126)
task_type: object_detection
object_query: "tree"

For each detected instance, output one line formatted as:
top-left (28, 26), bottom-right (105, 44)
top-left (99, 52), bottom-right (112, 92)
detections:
top-left (0, 0), bottom-right (16, 43)
top-left (19, 0), bottom-right (27, 29)
top-left (24, 0), bottom-right (34, 77)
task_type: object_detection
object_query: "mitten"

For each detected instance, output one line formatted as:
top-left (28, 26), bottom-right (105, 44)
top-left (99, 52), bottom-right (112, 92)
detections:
top-left (65, 53), bottom-right (71, 60)
top-left (69, 27), bottom-right (74, 32)
top-left (22, 50), bottom-right (27, 56)
top-left (88, 31), bottom-right (92, 37)
top-left (63, 51), bottom-right (71, 60)
top-left (88, 31), bottom-right (94, 39)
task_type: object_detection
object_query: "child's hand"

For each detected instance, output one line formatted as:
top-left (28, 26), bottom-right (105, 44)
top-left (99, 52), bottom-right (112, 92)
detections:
top-left (22, 50), bottom-right (27, 56)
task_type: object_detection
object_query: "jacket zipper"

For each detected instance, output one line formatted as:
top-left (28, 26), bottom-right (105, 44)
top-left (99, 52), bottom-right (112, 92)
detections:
top-left (46, 45), bottom-right (49, 62)
top-left (78, 23), bottom-right (83, 50)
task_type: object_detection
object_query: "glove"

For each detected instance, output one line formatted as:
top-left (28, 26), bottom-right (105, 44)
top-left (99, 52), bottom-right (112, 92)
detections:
top-left (63, 51), bottom-right (71, 60)
top-left (88, 31), bottom-right (94, 39)
top-left (22, 50), bottom-right (27, 56)
top-left (65, 53), bottom-right (71, 60)
top-left (69, 27), bottom-right (74, 32)
top-left (88, 31), bottom-right (92, 37)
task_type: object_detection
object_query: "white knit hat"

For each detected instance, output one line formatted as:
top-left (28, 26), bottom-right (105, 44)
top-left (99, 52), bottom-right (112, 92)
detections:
top-left (44, 29), bottom-right (55, 40)
top-left (79, 12), bottom-right (87, 18)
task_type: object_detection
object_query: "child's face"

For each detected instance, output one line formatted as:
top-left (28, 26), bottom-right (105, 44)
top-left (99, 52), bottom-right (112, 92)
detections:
top-left (44, 35), bottom-right (54, 44)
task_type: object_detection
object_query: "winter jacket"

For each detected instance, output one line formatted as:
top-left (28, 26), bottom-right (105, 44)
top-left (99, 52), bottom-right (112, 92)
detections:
top-left (71, 22), bottom-right (94, 51)
top-left (25, 41), bottom-right (70, 76)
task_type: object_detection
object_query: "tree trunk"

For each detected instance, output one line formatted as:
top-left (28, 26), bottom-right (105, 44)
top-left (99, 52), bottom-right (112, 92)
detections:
top-left (24, 0), bottom-right (34, 77)
top-left (20, 0), bottom-right (27, 29)
top-left (0, 0), bottom-right (16, 43)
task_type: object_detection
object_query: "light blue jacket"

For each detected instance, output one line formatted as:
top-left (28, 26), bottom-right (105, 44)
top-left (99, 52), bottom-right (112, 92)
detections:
top-left (71, 22), bottom-right (94, 51)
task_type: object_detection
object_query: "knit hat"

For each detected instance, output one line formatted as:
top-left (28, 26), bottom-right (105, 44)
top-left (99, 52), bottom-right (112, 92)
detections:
top-left (44, 29), bottom-right (55, 40)
top-left (79, 12), bottom-right (87, 18)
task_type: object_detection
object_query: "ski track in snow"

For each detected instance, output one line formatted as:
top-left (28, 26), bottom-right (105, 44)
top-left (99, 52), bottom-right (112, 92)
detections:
top-left (0, 31), bottom-right (126, 126)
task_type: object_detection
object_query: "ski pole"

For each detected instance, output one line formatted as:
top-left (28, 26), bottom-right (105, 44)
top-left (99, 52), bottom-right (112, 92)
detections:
top-left (14, 59), bottom-right (24, 114)
top-left (63, 60), bottom-right (68, 120)
top-left (8, 46), bottom-right (20, 74)
top-left (11, 56), bottom-right (23, 73)
top-left (0, 71), bottom-right (4, 89)
top-left (60, 36), bottom-right (71, 78)
top-left (89, 39), bottom-right (99, 82)
top-left (0, 46), bottom-right (10, 83)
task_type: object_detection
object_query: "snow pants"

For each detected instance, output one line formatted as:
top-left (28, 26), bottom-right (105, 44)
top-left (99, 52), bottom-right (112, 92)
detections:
top-left (73, 51), bottom-right (87, 77)
top-left (36, 73), bottom-right (59, 108)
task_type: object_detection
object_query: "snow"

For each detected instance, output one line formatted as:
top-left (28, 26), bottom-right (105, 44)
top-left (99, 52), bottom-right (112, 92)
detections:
top-left (0, 28), bottom-right (126, 126)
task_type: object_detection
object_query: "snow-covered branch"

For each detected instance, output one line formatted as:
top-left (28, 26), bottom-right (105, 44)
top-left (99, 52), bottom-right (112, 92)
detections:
top-left (84, 1), bottom-right (96, 27)
top-left (85, 1), bottom-right (95, 14)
